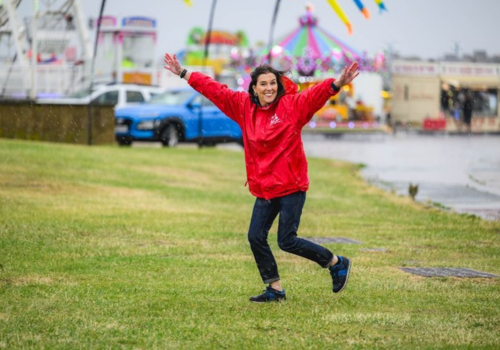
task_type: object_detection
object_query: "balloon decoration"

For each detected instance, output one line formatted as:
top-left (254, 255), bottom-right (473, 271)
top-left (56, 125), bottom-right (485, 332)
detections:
top-left (373, 0), bottom-right (388, 12)
top-left (325, 0), bottom-right (352, 34)
top-left (352, 0), bottom-right (370, 19)
top-left (325, 0), bottom-right (388, 34)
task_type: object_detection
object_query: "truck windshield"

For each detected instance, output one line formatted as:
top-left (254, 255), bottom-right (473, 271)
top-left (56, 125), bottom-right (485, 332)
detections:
top-left (68, 89), bottom-right (93, 98)
top-left (148, 90), bottom-right (193, 105)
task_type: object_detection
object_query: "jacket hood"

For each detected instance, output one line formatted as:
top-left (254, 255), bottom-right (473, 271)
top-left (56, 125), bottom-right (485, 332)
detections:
top-left (281, 75), bottom-right (298, 95)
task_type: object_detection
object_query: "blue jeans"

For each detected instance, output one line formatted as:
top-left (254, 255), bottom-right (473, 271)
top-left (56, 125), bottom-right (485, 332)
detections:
top-left (247, 191), bottom-right (334, 284)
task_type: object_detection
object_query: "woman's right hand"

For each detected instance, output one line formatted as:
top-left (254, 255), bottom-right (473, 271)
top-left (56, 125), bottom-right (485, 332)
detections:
top-left (164, 53), bottom-right (182, 75)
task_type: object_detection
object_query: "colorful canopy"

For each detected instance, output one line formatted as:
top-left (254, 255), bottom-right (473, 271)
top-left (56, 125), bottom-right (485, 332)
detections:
top-left (275, 10), bottom-right (362, 61)
top-left (253, 7), bottom-right (384, 76)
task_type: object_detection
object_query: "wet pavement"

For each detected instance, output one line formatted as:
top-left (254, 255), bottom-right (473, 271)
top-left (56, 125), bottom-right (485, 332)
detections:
top-left (301, 132), bottom-right (500, 221)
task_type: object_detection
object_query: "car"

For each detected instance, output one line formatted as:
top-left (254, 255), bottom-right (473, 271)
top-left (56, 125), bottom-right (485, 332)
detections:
top-left (114, 87), bottom-right (242, 147)
top-left (36, 83), bottom-right (165, 108)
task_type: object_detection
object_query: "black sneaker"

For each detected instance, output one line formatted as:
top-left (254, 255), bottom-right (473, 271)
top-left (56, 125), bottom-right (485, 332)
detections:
top-left (250, 286), bottom-right (286, 303)
top-left (329, 256), bottom-right (352, 293)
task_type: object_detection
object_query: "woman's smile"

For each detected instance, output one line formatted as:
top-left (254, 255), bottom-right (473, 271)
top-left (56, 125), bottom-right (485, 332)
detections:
top-left (253, 73), bottom-right (278, 106)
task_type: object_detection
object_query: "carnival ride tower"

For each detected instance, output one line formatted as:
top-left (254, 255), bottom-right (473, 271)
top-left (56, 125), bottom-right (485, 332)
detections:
top-left (0, 0), bottom-right (92, 98)
top-left (251, 5), bottom-right (385, 80)
top-left (94, 15), bottom-right (157, 86)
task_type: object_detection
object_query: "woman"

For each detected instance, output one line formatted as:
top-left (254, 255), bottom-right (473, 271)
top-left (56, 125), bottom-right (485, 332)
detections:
top-left (164, 53), bottom-right (359, 302)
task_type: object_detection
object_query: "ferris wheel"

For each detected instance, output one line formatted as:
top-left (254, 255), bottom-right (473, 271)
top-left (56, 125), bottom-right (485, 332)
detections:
top-left (0, 0), bottom-right (92, 97)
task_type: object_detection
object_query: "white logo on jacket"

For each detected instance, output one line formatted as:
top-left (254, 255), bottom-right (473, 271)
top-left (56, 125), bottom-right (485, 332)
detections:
top-left (270, 114), bottom-right (281, 126)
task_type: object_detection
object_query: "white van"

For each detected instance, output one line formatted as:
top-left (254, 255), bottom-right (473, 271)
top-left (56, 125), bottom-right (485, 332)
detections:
top-left (36, 84), bottom-right (165, 109)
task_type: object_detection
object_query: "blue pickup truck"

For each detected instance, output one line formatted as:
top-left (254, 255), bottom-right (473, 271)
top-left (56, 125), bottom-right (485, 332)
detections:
top-left (114, 87), bottom-right (242, 147)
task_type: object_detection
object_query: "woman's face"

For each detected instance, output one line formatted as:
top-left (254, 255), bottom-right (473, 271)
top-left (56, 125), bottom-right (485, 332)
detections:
top-left (253, 73), bottom-right (278, 107)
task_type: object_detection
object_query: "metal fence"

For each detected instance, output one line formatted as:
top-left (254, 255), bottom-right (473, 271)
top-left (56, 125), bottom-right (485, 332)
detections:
top-left (0, 64), bottom-right (216, 99)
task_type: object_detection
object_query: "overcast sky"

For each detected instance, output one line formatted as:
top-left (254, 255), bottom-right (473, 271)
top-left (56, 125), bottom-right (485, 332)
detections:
top-left (16, 0), bottom-right (500, 61)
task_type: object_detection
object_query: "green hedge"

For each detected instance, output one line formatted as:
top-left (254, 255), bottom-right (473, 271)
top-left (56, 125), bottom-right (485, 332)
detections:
top-left (0, 100), bottom-right (114, 144)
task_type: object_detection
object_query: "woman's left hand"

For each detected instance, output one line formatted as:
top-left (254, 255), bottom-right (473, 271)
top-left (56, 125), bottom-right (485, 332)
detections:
top-left (335, 62), bottom-right (360, 87)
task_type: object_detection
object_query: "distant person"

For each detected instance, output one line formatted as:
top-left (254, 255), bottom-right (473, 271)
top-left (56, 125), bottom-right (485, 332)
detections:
top-left (385, 110), bottom-right (395, 133)
top-left (462, 92), bottom-right (474, 133)
top-left (164, 52), bottom-right (359, 303)
top-left (345, 95), bottom-right (356, 120)
top-left (452, 100), bottom-right (461, 130)
top-left (386, 110), bottom-right (392, 126)
top-left (440, 89), bottom-right (450, 117)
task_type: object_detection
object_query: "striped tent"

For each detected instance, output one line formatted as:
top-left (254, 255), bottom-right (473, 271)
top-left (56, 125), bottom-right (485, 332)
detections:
top-left (259, 8), bottom-right (382, 76)
top-left (277, 11), bottom-right (361, 60)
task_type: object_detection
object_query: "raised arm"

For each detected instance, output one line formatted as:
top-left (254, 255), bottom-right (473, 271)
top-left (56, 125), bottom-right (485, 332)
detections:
top-left (332, 61), bottom-right (360, 90)
top-left (164, 53), bottom-right (192, 81)
top-left (292, 62), bottom-right (360, 127)
top-left (163, 52), bottom-right (246, 124)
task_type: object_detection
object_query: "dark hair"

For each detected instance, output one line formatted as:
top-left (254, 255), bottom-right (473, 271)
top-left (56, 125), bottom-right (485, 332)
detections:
top-left (248, 65), bottom-right (288, 105)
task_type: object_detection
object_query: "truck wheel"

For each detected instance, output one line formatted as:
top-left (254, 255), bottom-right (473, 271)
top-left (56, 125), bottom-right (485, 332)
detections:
top-left (203, 141), bottom-right (216, 147)
top-left (118, 140), bottom-right (132, 146)
top-left (161, 124), bottom-right (179, 147)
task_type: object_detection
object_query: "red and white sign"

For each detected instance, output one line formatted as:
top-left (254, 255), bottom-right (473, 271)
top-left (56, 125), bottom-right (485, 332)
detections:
top-left (440, 64), bottom-right (500, 76)
top-left (393, 60), bottom-right (500, 77)
top-left (392, 62), bottom-right (438, 75)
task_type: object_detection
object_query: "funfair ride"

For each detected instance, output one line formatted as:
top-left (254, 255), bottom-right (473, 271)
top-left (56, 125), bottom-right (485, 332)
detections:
top-left (0, 1), bottom-right (164, 99)
top-left (94, 15), bottom-right (157, 86)
top-left (0, 0), bottom-right (92, 99)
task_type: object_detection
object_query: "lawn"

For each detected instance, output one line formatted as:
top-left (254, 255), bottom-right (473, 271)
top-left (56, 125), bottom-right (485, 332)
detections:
top-left (1, 139), bottom-right (499, 349)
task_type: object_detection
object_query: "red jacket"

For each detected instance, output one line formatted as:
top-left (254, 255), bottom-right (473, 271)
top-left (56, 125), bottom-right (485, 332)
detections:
top-left (188, 72), bottom-right (339, 200)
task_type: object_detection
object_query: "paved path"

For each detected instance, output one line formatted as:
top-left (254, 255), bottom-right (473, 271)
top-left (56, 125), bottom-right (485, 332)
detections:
top-left (301, 132), bottom-right (500, 221)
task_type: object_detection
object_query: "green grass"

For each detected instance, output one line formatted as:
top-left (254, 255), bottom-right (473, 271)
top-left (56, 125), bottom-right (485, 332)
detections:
top-left (1, 139), bottom-right (499, 349)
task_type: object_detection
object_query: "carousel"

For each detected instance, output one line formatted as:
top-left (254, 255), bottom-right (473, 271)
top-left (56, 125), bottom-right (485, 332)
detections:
top-left (232, 5), bottom-right (386, 78)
